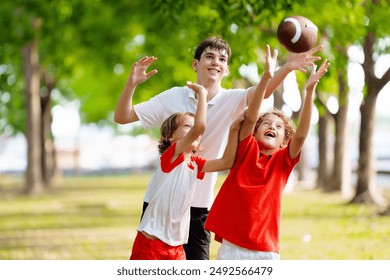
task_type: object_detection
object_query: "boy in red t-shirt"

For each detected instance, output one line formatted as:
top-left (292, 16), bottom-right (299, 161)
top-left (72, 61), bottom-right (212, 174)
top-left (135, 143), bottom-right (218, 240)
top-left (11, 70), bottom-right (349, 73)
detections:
top-left (205, 45), bottom-right (330, 260)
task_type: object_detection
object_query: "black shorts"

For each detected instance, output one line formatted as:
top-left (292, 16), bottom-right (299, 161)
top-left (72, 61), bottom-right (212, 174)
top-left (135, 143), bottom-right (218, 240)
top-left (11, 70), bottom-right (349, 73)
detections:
top-left (141, 202), bottom-right (210, 260)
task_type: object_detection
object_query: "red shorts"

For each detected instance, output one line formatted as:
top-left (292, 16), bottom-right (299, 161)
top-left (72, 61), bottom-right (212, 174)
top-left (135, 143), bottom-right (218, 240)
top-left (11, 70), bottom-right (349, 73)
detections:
top-left (130, 232), bottom-right (186, 260)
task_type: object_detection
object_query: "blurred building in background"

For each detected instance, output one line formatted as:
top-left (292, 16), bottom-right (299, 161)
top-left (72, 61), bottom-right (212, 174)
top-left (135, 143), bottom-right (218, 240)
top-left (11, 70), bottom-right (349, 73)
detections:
top-left (0, 123), bottom-right (159, 176)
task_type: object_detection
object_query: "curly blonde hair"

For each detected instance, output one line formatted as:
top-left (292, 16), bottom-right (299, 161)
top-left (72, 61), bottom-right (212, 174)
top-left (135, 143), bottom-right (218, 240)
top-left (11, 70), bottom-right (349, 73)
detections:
top-left (158, 112), bottom-right (203, 155)
top-left (254, 108), bottom-right (296, 146)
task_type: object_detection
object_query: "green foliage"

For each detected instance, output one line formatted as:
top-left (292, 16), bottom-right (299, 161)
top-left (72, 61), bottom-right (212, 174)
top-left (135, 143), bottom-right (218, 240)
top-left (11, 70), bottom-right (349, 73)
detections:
top-left (0, 0), bottom-right (388, 134)
top-left (365, 0), bottom-right (390, 35)
top-left (0, 0), bottom-right (140, 131)
top-left (0, 49), bottom-right (25, 135)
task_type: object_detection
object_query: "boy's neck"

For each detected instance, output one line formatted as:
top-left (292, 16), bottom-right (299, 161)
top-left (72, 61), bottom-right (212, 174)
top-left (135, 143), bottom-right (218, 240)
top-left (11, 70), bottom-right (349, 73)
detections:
top-left (258, 142), bottom-right (278, 156)
top-left (197, 82), bottom-right (222, 102)
top-left (261, 149), bottom-right (276, 156)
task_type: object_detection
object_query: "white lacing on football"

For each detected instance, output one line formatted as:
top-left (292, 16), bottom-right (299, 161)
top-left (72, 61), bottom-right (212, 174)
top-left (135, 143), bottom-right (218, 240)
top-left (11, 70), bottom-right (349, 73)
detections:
top-left (284, 17), bottom-right (301, 44)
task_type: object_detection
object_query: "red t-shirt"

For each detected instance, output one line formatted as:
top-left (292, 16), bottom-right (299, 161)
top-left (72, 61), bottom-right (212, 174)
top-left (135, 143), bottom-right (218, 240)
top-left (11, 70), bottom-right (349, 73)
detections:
top-left (205, 134), bottom-right (300, 253)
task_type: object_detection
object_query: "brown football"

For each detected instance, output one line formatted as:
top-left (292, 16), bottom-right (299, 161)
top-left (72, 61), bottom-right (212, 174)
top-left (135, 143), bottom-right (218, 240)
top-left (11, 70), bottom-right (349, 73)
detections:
top-left (277, 16), bottom-right (318, 53)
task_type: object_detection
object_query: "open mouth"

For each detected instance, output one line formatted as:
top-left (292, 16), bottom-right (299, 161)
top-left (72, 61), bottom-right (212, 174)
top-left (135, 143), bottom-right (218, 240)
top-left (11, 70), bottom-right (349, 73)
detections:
top-left (265, 131), bottom-right (276, 138)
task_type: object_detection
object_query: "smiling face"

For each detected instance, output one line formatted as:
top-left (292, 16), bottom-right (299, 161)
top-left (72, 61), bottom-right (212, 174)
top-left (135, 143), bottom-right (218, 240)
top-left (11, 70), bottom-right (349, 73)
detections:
top-left (192, 47), bottom-right (230, 85)
top-left (254, 113), bottom-right (287, 154)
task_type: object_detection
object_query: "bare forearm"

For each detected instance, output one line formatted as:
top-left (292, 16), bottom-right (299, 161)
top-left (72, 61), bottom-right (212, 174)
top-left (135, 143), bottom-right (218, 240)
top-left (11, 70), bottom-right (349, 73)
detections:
top-left (193, 94), bottom-right (207, 134)
top-left (114, 57), bottom-right (158, 124)
top-left (264, 65), bottom-right (292, 98)
top-left (290, 58), bottom-right (330, 158)
top-left (295, 61), bottom-right (326, 141)
top-left (246, 76), bottom-right (271, 122)
top-left (296, 91), bottom-right (314, 139)
top-left (222, 128), bottom-right (239, 167)
top-left (290, 90), bottom-right (314, 158)
top-left (114, 82), bottom-right (138, 124)
top-left (240, 78), bottom-right (270, 142)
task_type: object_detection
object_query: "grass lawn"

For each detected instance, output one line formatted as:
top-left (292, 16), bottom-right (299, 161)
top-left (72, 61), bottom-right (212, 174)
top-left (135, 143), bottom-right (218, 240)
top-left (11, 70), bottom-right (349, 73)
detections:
top-left (0, 172), bottom-right (389, 260)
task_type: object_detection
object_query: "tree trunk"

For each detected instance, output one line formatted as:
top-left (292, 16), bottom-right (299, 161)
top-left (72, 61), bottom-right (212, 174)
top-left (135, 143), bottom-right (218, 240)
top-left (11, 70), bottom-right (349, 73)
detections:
top-left (317, 111), bottom-right (332, 190)
top-left (40, 72), bottom-right (57, 188)
top-left (22, 41), bottom-right (43, 195)
top-left (329, 71), bottom-right (351, 196)
top-left (352, 92), bottom-right (378, 204)
top-left (333, 103), bottom-right (352, 197)
top-left (351, 32), bottom-right (389, 206)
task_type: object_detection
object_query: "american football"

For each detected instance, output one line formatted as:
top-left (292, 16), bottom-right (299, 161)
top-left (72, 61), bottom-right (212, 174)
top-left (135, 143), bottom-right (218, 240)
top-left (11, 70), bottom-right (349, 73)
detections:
top-left (277, 16), bottom-right (318, 53)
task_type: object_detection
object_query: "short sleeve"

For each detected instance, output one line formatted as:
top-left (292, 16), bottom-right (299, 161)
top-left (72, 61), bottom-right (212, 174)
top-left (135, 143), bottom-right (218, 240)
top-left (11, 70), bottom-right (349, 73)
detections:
top-left (160, 142), bottom-right (186, 173)
top-left (134, 90), bottom-right (172, 129)
top-left (134, 87), bottom-right (195, 129)
top-left (191, 156), bottom-right (207, 180)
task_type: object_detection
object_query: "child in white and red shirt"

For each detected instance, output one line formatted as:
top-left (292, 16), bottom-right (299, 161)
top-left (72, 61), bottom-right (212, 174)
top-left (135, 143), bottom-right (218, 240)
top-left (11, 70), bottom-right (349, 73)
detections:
top-left (130, 81), bottom-right (243, 260)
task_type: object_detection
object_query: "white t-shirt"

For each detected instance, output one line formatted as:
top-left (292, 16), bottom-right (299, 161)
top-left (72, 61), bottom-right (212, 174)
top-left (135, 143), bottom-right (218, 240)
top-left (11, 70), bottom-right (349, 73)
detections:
top-left (135, 86), bottom-right (248, 208)
top-left (138, 142), bottom-right (206, 246)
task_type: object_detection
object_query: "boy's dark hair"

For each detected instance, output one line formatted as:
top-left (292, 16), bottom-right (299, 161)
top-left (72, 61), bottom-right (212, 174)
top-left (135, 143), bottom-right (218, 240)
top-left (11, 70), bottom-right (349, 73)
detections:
top-left (194, 36), bottom-right (231, 62)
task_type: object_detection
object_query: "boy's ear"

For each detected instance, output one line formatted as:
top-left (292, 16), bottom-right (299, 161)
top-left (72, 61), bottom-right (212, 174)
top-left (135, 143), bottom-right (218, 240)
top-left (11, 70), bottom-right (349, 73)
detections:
top-left (192, 59), bottom-right (199, 72)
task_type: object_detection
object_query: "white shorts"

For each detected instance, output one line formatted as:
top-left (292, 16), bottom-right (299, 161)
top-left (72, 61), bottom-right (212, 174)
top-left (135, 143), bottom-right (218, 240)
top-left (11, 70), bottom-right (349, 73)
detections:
top-left (217, 239), bottom-right (280, 260)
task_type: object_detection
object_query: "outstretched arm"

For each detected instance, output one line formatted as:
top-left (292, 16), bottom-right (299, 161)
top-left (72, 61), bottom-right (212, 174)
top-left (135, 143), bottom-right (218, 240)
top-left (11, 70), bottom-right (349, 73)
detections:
top-left (289, 59), bottom-right (330, 159)
top-left (173, 82), bottom-right (207, 158)
top-left (246, 44), bottom-right (323, 104)
top-left (114, 56), bottom-right (158, 124)
top-left (240, 45), bottom-right (278, 142)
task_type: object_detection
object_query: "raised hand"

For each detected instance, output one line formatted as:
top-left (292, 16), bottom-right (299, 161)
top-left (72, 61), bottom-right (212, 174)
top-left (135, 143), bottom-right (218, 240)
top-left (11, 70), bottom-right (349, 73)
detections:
top-left (128, 56), bottom-right (158, 86)
top-left (264, 45), bottom-right (278, 80)
top-left (286, 45), bottom-right (323, 73)
top-left (306, 59), bottom-right (330, 92)
top-left (186, 81), bottom-right (208, 98)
